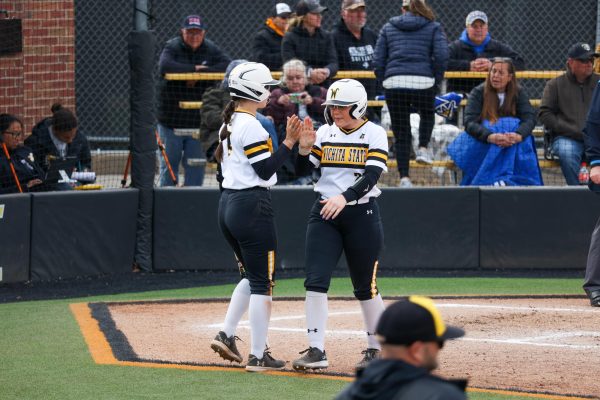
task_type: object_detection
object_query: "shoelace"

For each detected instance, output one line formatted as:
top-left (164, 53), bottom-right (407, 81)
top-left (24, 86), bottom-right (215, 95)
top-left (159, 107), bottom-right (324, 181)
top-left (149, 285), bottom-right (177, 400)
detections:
top-left (360, 349), bottom-right (378, 359)
top-left (298, 347), bottom-right (314, 355)
top-left (263, 347), bottom-right (276, 361)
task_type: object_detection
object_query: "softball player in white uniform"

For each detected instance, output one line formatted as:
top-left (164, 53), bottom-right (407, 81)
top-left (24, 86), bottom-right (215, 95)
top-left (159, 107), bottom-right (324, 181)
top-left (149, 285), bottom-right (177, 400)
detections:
top-left (209, 62), bottom-right (305, 371)
top-left (292, 79), bottom-right (388, 371)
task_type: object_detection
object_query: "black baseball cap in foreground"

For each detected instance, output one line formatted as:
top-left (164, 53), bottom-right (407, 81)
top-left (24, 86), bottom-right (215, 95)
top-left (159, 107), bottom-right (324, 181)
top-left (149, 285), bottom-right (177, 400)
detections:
top-left (376, 296), bottom-right (465, 345)
top-left (568, 42), bottom-right (599, 60)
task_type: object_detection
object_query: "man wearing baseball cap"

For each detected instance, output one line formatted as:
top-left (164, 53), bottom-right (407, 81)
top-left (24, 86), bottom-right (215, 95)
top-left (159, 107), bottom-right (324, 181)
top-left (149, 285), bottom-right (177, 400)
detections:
top-left (336, 296), bottom-right (467, 400)
top-left (252, 3), bottom-right (292, 70)
top-left (157, 14), bottom-right (230, 187)
top-left (447, 10), bottom-right (525, 94)
top-left (539, 42), bottom-right (600, 186)
top-left (331, 0), bottom-right (379, 101)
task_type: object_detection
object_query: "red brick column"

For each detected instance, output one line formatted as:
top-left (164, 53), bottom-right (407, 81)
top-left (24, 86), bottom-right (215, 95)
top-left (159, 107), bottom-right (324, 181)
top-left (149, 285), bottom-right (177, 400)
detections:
top-left (0, 0), bottom-right (75, 133)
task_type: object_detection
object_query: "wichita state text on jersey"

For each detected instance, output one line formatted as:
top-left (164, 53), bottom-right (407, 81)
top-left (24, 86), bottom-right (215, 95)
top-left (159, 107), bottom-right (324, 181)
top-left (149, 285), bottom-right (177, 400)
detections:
top-left (309, 119), bottom-right (388, 204)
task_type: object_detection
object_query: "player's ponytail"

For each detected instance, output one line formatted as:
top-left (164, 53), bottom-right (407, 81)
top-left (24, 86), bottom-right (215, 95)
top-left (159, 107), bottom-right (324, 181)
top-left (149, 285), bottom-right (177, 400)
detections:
top-left (214, 99), bottom-right (238, 163)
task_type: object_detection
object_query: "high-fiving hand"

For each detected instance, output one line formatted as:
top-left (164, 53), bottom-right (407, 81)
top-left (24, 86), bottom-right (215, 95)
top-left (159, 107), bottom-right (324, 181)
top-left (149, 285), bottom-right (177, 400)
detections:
top-left (299, 117), bottom-right (316, 156)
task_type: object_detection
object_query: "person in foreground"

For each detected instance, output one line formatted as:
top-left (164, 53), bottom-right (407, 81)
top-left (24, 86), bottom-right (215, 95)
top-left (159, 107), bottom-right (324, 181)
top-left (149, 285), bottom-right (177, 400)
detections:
top-left (209, 61), bottom-right (312, 371)
top-left (335, 296), bottom-right (467, 400)
top-left (291, 79), bottom-right (389, 371)
top-left (583, 80), bottom-right (600, 306)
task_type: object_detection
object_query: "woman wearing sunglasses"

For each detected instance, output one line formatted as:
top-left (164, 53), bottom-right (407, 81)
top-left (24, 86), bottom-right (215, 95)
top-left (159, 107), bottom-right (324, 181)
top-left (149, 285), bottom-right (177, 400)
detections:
top-left (0, 114), bottom-right (46, 193)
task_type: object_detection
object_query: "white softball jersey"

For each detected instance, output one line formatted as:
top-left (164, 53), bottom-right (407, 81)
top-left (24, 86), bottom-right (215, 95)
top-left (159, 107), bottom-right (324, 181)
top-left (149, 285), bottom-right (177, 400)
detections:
top-left (221, 111), bottom-right (276, 189)
top-left (309, 119), bottom-right (388, 204)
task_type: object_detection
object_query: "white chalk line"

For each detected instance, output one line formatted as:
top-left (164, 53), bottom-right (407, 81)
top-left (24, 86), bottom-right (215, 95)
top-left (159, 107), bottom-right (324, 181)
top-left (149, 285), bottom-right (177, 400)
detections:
top-left (201, 302), bottom-right (600, 350)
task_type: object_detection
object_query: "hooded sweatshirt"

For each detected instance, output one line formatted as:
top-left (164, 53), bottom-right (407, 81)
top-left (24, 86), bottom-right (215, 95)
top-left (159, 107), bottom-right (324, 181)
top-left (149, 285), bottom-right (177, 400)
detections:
top-left (335, 359), bottom-right (467, 400)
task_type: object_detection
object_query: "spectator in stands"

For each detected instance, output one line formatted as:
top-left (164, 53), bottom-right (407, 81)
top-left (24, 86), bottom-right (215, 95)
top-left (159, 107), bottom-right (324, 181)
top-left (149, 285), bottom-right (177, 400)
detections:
top-left (335, 296), bottom-right (467, 400)
top-left (374, 0), bottom-right (448, 187)
top-left (539, 42), bottom-right (600, 185)
top-left (448, 58), bottom-right (541, 186)
top-left (331, 0), bottom-right (379, 100)
top-left (251, 3), bottom-right (292, 70)
top-left (264, 58), bottom-right (327, 184)
top-left (265, 59), bottom-right (327, 135)
top-left (282, 0), bottom-right (338, 87)
top-left (0, 114), bottom-right (46, 194)
top-left (200, 59), bottom-right (278, 162)
top-left (447, 10), bottom-right (525, 94)
top-left (157, 14), bottom-right (231, 187)
top-left (26, 103), bottom-right (91, 189)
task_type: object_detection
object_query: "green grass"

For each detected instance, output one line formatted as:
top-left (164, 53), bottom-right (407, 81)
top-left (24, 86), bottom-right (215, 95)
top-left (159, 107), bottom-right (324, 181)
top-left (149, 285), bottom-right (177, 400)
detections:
top-left (0, 277), bottom-right (584, 400)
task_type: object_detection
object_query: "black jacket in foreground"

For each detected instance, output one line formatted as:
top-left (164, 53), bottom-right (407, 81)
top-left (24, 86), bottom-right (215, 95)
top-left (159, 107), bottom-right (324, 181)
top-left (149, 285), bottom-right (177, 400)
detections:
top-left (157, 35), bottom-right (230, 129)
top-left (447, 38), bottom-right (525, 94)
top-left (584, 82), bottom-right (600, 168)
top-left (26, 118), bottom-right (92, 172)
top-left (464, 83), bottom-right (536, 143)
top-left (331, 19), bottom-right (379, 98)
top-left (335, 359), bottom-right (467, 400)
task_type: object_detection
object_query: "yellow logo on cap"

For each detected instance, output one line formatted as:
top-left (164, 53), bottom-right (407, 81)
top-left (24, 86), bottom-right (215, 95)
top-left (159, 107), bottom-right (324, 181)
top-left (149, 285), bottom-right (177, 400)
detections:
top-left (330, 88), bottom-right (339, 99)
top-left (409, 295), bottom-right (446, 337)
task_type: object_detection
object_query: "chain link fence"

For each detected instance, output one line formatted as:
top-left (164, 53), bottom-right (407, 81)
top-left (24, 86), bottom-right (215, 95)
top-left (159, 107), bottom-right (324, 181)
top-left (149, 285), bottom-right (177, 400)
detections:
top-left (2, 0), bottom-right (596, 192)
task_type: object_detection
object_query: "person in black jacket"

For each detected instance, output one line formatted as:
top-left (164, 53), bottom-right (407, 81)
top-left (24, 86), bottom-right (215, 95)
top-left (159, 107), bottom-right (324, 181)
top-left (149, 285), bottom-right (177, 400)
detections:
top-left (448, 10), bottom-right (525, 94)
top-left (282, 0), bottom-right (338, 87)
top-left (0, 114), bottom-right (47, 194)
top-left (251, 3), bottom-right (292, 70)
top-left (331, 0), bottom-right (379, 100)
top-left (25, 104), bottom-right (91, 191)
top-left (157, 14), bottom-right (231, 187)
top-left (335, 296), bottom-right (467, 400)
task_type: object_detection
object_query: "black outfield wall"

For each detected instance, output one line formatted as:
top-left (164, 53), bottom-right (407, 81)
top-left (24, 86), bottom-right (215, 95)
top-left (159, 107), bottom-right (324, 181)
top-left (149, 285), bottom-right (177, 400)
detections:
top-left (0, 194), bottom-right (31, 283)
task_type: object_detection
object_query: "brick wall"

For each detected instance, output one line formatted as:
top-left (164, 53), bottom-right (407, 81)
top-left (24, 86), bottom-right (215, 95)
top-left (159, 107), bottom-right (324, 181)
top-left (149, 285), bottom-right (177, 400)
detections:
top-left (0, 0), bottom-right (75, 133)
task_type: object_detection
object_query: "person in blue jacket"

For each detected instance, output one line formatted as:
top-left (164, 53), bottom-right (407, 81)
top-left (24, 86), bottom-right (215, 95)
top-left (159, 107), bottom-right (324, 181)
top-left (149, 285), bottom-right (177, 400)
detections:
top-left (374, 0), bottom-right (448, 187)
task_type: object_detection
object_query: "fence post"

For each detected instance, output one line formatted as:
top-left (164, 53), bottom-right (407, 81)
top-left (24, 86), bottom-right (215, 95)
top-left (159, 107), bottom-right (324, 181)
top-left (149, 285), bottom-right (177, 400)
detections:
top-left (134, 0), bottom-right (149, 31)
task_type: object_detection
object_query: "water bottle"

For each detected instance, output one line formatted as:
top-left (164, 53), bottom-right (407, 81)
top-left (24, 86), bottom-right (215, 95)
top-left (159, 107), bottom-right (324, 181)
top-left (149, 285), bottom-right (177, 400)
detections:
top-left (579, 162), bottom-right (590, 185)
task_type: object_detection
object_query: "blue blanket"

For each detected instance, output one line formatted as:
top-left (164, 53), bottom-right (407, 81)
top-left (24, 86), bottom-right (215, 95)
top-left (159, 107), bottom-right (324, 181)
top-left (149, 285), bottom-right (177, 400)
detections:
top-left (448, 117), bottom-right (543, 186)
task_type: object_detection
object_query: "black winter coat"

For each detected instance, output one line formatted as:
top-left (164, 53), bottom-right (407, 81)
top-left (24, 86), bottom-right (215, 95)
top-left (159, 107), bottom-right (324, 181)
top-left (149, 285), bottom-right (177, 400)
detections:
top-left (157, 36), bottom-right (230, 128)
top-left (252, 22), bottom-right (285, 70)
top-left (447, 38), bottom-right (525, 93)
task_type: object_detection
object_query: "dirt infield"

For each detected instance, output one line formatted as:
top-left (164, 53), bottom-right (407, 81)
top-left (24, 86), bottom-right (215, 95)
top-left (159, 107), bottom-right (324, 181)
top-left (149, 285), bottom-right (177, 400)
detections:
top-left (92, 297), bottom-right (599, 398)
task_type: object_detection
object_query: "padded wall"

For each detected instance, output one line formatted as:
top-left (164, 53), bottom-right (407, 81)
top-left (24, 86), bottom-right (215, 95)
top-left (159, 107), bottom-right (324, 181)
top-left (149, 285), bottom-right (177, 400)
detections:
top-left (0, 194), bottom-right (31, 283)
top-left (29, 189), bottom-right (139, 280)
top-left (480, 187), bottom-right (600, 269)
top-left (378, 188), bottom-right (480, 269)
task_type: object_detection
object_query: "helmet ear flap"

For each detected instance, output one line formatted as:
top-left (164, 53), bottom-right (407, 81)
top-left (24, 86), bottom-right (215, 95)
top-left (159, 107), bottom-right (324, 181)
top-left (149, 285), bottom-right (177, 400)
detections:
top-left (324, 106), bottom-right (334, 125)
top-left (349, 104), bottom-right (358, 119)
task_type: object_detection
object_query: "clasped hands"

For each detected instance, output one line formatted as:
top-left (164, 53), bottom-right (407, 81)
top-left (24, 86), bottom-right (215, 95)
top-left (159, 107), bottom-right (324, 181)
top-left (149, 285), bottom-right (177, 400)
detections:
top-left (487, 132), bottom-right (523, 148)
